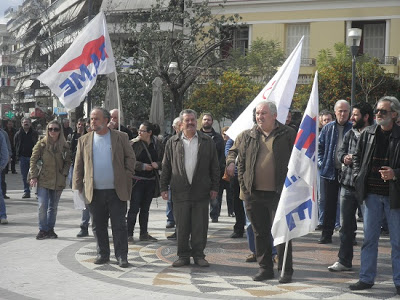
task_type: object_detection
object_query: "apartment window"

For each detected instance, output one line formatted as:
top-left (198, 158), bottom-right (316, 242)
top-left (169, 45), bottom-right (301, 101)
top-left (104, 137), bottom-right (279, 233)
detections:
top-left (352, 21), bottom-right (385, 62)
top-left (221, 26), bottom-right (249, 58)
top-left (286, 23), bottom-right (310, 59)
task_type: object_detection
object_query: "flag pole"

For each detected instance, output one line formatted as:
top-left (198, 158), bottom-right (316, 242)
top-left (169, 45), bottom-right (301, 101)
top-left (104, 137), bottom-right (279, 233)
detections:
top-left (114, 71), bottom-right (122, 132)
top-left (279, 212), bottom-right (293, 279)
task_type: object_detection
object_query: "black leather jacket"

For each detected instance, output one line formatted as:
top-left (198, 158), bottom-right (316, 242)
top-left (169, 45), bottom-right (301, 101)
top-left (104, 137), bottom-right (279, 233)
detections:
top-left (353, 123), bottom-right (400, 208)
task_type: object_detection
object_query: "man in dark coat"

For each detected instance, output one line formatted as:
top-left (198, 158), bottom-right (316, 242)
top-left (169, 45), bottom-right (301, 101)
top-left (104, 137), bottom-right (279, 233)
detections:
top-left (160, 109), bottom-right (219, 268)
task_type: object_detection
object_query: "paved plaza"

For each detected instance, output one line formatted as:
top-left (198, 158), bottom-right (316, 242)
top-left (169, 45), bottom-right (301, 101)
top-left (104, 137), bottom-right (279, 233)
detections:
top-left (0, 172), bottom-right (398, 300)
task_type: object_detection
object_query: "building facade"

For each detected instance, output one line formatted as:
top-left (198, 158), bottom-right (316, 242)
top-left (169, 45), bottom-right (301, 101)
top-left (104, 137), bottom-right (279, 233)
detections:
top-left (206, 0), bottom-right (400, 84)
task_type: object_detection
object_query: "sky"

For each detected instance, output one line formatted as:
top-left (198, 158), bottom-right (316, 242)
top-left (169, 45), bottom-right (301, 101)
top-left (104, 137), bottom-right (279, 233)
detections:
top-left (0, 0), bottom-right (23, 24)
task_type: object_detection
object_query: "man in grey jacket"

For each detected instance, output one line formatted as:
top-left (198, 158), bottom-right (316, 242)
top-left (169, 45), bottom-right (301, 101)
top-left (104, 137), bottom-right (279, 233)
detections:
top-left (161, 109), bottom-right (219, 268)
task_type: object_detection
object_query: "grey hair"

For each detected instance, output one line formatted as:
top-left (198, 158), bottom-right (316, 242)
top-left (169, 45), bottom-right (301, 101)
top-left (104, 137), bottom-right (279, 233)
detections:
top-left (62, 118), bottom-right (70, 124)
top-left (179, 109), bottom-right (197, 121)
top-left (378, 96), bottom-right (400, 117)
top-left (256, 101), bottom-right (277, 116)
top-left (21, 117), bottom-right (31, 123)
top-left (91, 107), bottom-right (111, 122)
top-left (334, 99), bottom-right (350, 111)
top-left (172, 117), bottom-right (181, 127)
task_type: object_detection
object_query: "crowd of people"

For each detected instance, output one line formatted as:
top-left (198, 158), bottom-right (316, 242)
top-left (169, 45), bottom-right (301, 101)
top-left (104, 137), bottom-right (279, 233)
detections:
top-left (0, 96), bottom-right (399, 295)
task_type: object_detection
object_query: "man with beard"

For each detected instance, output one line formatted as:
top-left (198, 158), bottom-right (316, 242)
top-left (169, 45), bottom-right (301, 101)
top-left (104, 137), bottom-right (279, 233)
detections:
top-left (161, 109), bottom-right (219, 267)
top-left (200, 113), bottom-right (225, 223)
top-left (349, 97), bottom-right (400, 294)
top-left (73, 107), bottom-right (136, 268)
top-left (328, 102), bottom-right (373, 272)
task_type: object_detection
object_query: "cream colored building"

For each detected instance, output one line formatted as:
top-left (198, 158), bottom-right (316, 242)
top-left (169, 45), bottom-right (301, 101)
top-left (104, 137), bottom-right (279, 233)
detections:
top-left (206, 0), bottom-right (400, 83)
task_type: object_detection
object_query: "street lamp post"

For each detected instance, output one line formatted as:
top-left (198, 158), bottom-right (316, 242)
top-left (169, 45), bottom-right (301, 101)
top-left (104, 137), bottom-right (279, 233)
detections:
top-left (168, 62), bottom-right (178, 132)
top-left (347, 28), bottom-right (362, 108)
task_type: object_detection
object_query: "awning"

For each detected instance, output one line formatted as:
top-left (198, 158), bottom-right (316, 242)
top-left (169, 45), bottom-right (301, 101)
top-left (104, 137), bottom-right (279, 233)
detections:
top-left (21, 79), bottom-right (34, 90)
top-left (51, 1), bottom-right (85, 30)
top-left (14, 79), bottom-right (23, 92)
top-left (15, 20), bottom-right (32, 40)
top-left (101, 0), bottom-right (171, 12)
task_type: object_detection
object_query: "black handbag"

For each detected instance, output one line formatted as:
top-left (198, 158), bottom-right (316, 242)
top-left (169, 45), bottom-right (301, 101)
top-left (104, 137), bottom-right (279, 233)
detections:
top-left (141, 141), bottom-right (161, 198)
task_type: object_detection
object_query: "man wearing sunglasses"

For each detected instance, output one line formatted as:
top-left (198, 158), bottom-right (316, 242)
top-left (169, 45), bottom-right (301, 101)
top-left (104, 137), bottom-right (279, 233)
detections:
top-left (350, 96), bottom-right (400, 295)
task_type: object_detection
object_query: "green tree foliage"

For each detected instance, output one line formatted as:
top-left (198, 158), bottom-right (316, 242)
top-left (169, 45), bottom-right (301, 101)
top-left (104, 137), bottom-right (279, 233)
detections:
top-left (292, 43), bottom-right (400, 111)
top-left (116, 0), bottom-right (240, 119)
top-left (224, 38), bottom-right (285, 84)
top-left (187, 71), bottom-right (262, 121)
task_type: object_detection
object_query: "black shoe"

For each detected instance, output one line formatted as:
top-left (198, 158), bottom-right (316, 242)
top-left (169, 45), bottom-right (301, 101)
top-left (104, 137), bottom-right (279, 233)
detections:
top-left (47, 229), bottom-right (58, 239)
top-left (211, 218), bottom-right (218, 223)
top-left (94, 256), bottom-right (110, 265)
top-left (252, 269), bottom-right (274, 281)
top-left (118, 257), bottom-right (129, 268)
top-left (278, 274), bottom-right (292, 284)
top-left (22, 193), bottom-right (30, 199)
top-left (139, 233), bottom-right (158, 242)
top-left (318, 236), bottom-right (332, 244)
top-left (36, 230), bottom-right (48, 240)
top-left (230, 232), bottom-right (244, 238)
top-left (349, 280), bottom-right (373, 290)
top-left (167, 232), bottom-right (177, 240)
top-left (12, 171), bottom-right (17, 174)
top-left (194, 258), bottom-right (210, 267)
top-left (172, 257), bottom-right (190, 267)
top-left (3, 195), bottom-right (9, 199)
top-left (77, 226), bottom-right (89, 237)
top-left (315, 224), bottom-right (323, 231)
top-left (396, 286), bottom-right (400, 295)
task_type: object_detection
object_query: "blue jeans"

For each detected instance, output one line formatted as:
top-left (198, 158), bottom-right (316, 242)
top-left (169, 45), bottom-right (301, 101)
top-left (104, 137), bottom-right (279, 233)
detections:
top-left (127, 179), bottom-right (155, 236)
top-left (0, 172), bottom-right (6, 219)
top-left (37, 187), bottom-right (62, 231)
top-left (338, 185), bottom-right (364, 268)
top-left (19, 156), bottom-right (30, 194)
top-left (360, 193), bottom-right (400, 286)
top-left (166, 188), bottom-right (175, 225)
top-left (244, 201), bottom-right (255, 254)
top-left (81, 204), bottom-right (90, 227)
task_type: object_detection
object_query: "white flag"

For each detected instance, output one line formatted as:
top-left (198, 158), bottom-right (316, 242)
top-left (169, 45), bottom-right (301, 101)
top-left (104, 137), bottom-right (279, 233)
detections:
top-left (226, 37), bottom-right (303, 141)
top-left (272, 71), bottom-right (319, 246)
top-left (38, 11), bottom-right (115, 110)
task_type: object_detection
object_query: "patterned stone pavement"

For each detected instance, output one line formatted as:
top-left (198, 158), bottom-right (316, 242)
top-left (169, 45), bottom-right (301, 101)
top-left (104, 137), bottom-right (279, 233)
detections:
top-left (0, 172), bottom-right (398, 299)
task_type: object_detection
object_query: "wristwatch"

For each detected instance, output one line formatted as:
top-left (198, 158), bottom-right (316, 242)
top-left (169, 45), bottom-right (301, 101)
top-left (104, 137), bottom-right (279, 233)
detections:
top-left (393, 176), bottom-right (397, 181)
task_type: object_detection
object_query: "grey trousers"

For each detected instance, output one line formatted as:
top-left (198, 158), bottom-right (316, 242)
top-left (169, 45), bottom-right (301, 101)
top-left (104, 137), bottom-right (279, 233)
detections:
top-left (89, 189), bottom-right (128, 260)
top-left (173, 200), bottom-right (209, 259)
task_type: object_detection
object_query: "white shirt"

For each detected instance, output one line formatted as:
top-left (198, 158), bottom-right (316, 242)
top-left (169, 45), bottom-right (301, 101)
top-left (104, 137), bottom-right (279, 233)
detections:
top-left (93, 130), bottom-right (114, 189)
top-left (181, 131), bottom-right (198, 184)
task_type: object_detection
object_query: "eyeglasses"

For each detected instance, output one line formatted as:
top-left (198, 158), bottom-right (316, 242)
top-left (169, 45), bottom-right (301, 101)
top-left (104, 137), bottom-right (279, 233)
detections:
top-left (48, 127), bottom-right (60, 132)
top-left (374, 109), bottom-right (394, 115)
top-left (138, 129), bottom-right (148, 133)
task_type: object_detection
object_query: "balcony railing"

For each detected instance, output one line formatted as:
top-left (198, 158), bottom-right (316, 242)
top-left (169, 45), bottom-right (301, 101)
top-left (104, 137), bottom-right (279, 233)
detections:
top-left (300, 58), bottom-right (316, 67)
top-left (380, 56), bottom-right (398, 66)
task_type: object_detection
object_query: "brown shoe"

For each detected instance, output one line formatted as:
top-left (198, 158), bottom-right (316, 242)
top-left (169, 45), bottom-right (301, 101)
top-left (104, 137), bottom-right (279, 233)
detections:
top-left (172, 257), bottom-right (190, 267)
top-left (245, 253), bottom-right (256, 262)
top-left (194, 258), bottom-right (210, 267)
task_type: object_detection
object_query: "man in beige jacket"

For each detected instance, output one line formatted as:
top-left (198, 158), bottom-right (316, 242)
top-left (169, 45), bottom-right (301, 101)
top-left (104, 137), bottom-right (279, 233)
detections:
top-left (73, 107), bottom-right (136, 268)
